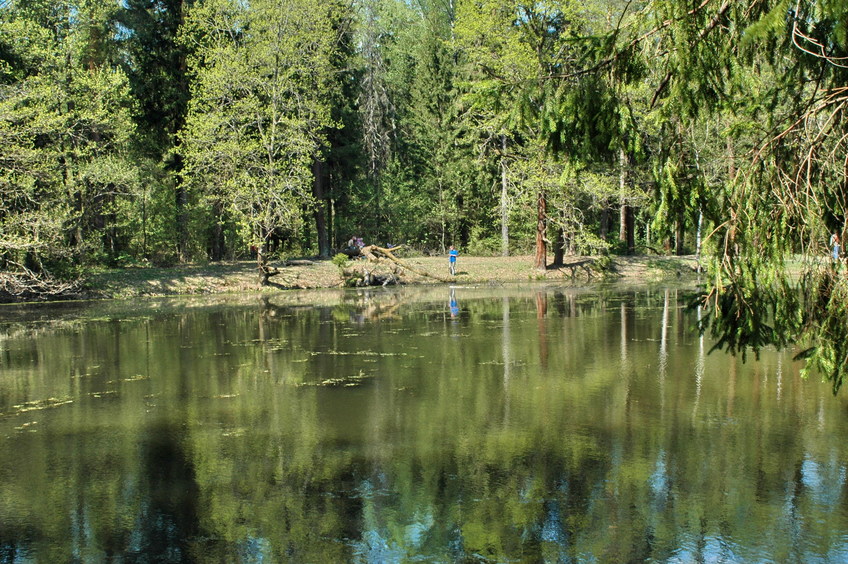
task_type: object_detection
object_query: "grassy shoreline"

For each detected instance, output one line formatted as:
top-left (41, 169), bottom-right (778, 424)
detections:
top-left (80, 254), bottom-right (702, 301)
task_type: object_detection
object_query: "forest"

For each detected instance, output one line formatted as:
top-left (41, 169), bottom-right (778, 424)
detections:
top-left (3, 1), bottom-right (848, 385)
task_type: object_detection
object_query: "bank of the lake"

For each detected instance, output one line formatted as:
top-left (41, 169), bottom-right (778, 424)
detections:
top-left (84, 254), bottom-right (700, 300)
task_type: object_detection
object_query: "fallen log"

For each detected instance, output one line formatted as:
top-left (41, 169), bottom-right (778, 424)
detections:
top-left (360, 245), bottom-right (453, 283)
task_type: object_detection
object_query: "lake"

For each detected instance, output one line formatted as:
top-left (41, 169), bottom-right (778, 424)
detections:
top-left (0, 285), bottom-right (846, 562)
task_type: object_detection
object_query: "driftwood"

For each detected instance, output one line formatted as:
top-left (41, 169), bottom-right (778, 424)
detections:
top-left (359, 245), bottom-right (453, 283)
top-left (0, 267), bottom-right (82, 302)
top-left (339, 246), bottom-right (362, 258)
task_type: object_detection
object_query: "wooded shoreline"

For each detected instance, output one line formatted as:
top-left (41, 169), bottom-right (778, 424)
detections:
top-left (69, 254), bottom-right (700, 302)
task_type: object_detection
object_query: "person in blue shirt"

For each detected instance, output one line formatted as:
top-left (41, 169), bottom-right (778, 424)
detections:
top-left (448, 245), bottom-right (458, 276)
top-left (831, 233), bottom-right (840, 263)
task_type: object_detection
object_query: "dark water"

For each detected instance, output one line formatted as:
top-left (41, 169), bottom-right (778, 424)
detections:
top-left (0, 286), bottom-right (847, 563)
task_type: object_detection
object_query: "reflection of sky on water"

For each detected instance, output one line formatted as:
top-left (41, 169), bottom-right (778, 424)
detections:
top-left (649, 450), bottom-right (669, 502)
top-left (352, 529), bottom-right (405, 564)
top-left (668, 537), bottom-right (747, 564)
top-left (802, 456), bottom-right (847, 508)
top-left (352, 477), bottom-right (437, 563)
top-left (238, 536), bottom-right (272, 563)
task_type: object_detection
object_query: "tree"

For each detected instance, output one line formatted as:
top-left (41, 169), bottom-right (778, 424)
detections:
top-left (456, 0), bottom-right (618, 267)
top-left (396, 4), bottom-right (479, 251)
top-left (573, 0), bottom-right (848, 391)
top-left (179, 0), bottom-right (338, 280)
top-left (0, 1), bottom-right (137, 294)
top-left (118, 0), bottom-right (196, 262)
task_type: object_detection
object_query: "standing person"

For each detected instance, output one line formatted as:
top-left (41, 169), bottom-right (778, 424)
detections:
top-left (831, 233), bottom-right (840, 263)
top-left (448, 245), bottom-right (459, 276)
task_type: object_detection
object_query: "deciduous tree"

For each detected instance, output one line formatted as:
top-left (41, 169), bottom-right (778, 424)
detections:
top-left (179, 0), bottom-right (338, 280)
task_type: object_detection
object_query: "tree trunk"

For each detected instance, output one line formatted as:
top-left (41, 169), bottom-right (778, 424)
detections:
top-left (552, 227), bottom-right (564, 266)
top-left (174, 0), bottom-right (190, 262)
top-left (501, 135), bottom-right (509, 257)
top-left (208, 200), bottom-right (225, 261)
top-left (175, 173), bottom-right (188, 262)
top-left (329, 198), bottom-right (335, 252)
top-left (257, 244), bottom-right (280, 286)
top-left (619, 148), bottom-right (635, 255)
top-left (534, 190), bottom-right (547, 270)
top-left (209, 223), bottom-right (224, 261)
top-left (619, 147), bottom-right (627, 245)
top-left (312, 158), bottom-right (330, 257)
top-left (258, 246), bottom-right (269, 286)
top-left (600, 202), bottom-right (610, 241)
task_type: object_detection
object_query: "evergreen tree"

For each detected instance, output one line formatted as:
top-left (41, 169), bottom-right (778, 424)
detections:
top-left (118, 0), bottom-right (196, 262)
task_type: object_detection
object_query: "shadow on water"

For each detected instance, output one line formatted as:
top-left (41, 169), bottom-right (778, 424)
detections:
top-left (136, 422), bottom-right (201, 561)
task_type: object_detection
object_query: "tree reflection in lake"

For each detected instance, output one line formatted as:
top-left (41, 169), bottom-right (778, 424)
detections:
top-left (0, 286), bottom-right (847, 561)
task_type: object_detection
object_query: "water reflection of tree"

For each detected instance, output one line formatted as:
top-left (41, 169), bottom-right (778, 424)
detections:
top-left (1, 293), bottom-right (848, 560)
top-left (702, 265), bottom-right (848, 394)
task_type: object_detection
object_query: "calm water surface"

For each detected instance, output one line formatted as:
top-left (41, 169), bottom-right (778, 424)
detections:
top-left (1, 286), bottom-right (847, 562)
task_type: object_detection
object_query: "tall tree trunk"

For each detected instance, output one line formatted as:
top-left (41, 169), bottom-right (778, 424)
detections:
top-left (359, 0), bottom-right (392, 230)
top-left (208, 200), bottom-right (225, 261)
top-left (618, 148), bottom-right (636, 254)
top-left (312, 158), bottom-right (330, 257)
top-left (676, 208), bottom-right (685, 255)
top-left (329, 198), bottom-right (335, 251)
top-left (501, 135), bottom-right (509, 256)
top-left (534, 190), bottom-right (547, 269)
top-left (619, 147), bottom-right (627, 247)
top-left (174, 0), bottom-right (191, 262)
top-left (175, 158), bottom-right (188, 262)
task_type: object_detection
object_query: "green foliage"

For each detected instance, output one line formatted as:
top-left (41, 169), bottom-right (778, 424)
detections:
top-left (179, 0), bottom-right (338, 257)
top-left (545, 75), bottom-right (622, 161)
top-left (466, 226), bottom-right (502, 256)
top-left (700, 260), bottom-right (803, 362)
top-left (0, 3), bottom-right (139, 276)
top-left (331, 253), bottom-right (350, 271)
top-left (117, 0), bottom-right (194, 155)
top-left (700, 257), bottom-right (848, 393)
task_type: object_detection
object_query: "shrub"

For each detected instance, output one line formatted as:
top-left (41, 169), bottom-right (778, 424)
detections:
top-left (332, 253), bottom-right (350, 271)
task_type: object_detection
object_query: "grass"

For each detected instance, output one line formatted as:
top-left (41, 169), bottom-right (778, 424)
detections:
top-left (77, 254), bottom-right (701, 301)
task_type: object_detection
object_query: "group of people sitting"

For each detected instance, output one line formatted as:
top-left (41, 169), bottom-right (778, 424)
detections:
top-left (347, 236), bottom-right (364, 250)
top-left (344, 236), bottom-right (366, 258)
